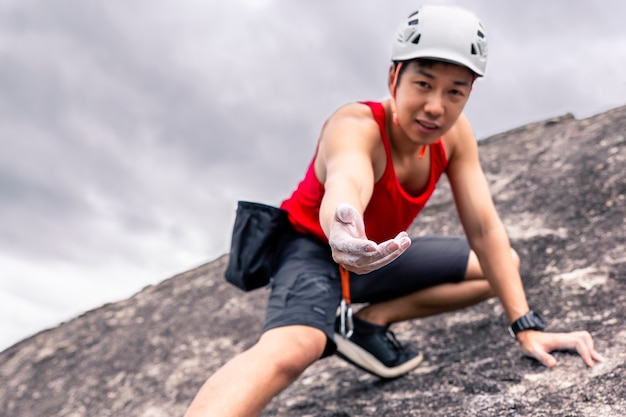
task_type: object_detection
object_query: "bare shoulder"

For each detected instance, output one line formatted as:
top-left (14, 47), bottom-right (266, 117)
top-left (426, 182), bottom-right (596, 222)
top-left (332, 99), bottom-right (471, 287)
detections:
top-left (322, 102), bottom-right (380, 140)
top-left (315, 102), bottom-right (384, 183)
top-left (442, 112), bottom-right (479, 162)
top-left (317, 102), bottom-right (383, 158)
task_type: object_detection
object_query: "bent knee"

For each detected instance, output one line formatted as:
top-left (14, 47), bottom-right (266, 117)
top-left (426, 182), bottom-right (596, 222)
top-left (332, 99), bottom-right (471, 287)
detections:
top-left (480, 280), bottom-right (496, 299)
top-left (256, 326), bottom-right (327, 379)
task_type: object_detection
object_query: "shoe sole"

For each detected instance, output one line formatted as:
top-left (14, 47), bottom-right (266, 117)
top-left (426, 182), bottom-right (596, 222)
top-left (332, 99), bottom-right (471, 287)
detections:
top-left (334, 332), bottom-right (424, 379)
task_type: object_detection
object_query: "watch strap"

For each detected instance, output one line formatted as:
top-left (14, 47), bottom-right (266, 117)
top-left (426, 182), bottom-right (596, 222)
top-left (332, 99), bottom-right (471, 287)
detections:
top-left (508, 310), bottom-right (546, 338)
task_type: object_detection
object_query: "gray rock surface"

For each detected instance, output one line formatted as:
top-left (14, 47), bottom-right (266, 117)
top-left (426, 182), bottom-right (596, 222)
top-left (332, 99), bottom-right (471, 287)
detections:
top-left (1, 105), bottom-right (625, 417)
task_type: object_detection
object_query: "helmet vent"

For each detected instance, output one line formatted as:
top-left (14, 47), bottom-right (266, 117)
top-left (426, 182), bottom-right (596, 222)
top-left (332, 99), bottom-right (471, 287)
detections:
top-left (411, 34), bottom-right (421, 45)
top-left (471, 44), bottom-right (477, 55)
top-left (408, 19), bottom-right (419, 26)
top-left (477, 30), bottom-right (485, 38)
top-left (407, 10), bottom-right (419, 18)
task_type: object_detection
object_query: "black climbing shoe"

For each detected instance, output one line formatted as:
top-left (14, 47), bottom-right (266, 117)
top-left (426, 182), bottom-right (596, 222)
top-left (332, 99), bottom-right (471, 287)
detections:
top-left (334, 315), bottom-right (423, 379)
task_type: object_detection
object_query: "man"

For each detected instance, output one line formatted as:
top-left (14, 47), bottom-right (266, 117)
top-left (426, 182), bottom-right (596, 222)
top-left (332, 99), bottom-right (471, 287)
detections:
top-left (185, 5), bottom-right (602, 416)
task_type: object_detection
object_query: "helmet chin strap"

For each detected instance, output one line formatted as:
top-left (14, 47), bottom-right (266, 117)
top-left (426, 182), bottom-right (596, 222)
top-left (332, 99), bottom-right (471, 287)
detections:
top-left (390, 62), bottom-right (401, 126)
top-left (390, 62), bottom-right (428, 159)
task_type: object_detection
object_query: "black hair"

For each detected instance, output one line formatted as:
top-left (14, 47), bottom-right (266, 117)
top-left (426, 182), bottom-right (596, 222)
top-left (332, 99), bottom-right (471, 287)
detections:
top-left (392, 58), bottom-right (474, 85)
top-left (392, 58), bottom-right (443, 85)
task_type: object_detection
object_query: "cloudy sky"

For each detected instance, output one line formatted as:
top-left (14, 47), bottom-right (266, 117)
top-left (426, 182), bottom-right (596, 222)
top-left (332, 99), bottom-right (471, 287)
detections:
top-left (1, 0), bottom-right (625, 352)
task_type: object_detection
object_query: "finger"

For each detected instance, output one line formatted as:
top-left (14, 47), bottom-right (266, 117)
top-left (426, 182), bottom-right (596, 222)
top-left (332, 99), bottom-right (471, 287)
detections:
top-left (533, 349), bottom-right (558, 368)
top-left (379, 234), bottom-right (411, 253)
top-left (331, 229), bottom-right (410, 272)
top-left (364, 241), bottom-right (410, 271)
top-left (570, 332), bottom-right (604, 367)
top-left (330, 236), bottom-right (377, 253)
top-left (396, 234), bottom-right (411, 250)
top-left (543, 331), bottom-right (605, 367)
top-left (340, 243), bottom-right (403, 273)
top-left (518, 332), bottom-right (558, 367)
top-left (590, 349), bottom-right (604, 363)
top-left (331, 239), bottom-right (386, 269)
top-left (552, 331), bottom-right (600, 367)
top-left (574, 339), bottom-right (596, 368)
top-left (338, 246), bottom-right (380, 262)
top-left (579, 332), bottom-right (604, 363)
top-left (393, 231), bottom-right (410, 240)
top-left (336, 238), bottom-right (377, 253)
top-left (380, 238), bottom-right (400, 253)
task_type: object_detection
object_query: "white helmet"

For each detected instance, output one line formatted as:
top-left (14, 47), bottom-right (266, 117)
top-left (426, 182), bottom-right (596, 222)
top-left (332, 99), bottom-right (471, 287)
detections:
top-left (391, 5), bottom-right (488, 76)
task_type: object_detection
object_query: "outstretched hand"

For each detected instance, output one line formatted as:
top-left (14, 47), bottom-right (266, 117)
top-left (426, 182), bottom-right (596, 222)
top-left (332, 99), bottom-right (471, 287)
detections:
top-left (516, 330), bottom-right (604, 368)
top-left (328, 203), bottom-right (411, 274)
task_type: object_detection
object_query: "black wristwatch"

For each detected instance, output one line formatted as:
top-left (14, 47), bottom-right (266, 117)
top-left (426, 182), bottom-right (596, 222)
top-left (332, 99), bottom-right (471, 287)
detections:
top-left (508, 310), bottom-right (546, 338)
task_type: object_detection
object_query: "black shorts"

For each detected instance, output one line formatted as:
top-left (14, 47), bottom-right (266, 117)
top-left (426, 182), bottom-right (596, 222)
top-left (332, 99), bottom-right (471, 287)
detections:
top-left (262, 232), bottom-right (470, 357)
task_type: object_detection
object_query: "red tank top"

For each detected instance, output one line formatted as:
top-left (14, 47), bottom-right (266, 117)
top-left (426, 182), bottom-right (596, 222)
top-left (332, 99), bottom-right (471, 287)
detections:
top-left (280, 101), bottom-right (448, 243)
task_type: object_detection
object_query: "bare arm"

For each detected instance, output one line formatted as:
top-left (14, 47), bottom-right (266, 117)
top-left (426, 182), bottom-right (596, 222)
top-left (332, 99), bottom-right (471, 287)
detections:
top-left (446, 114), bottom-right (529, 322)
top-left (446, 114), bottom-right (603, 367)
top-left (316, 104), bottom-right (411, 274)
top-left (316, 106), bottom-right (377, 238)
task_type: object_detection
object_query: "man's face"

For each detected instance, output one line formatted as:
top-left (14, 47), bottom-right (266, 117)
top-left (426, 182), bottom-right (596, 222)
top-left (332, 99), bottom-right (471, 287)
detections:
top-left (393, 60), bottom-right (474, 144)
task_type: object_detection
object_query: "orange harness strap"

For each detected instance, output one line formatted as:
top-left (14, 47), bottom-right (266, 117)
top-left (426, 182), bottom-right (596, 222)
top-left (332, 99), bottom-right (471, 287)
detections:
top-left (339, 265), bottom-right (351, 305)
top-left (338, 265), bottom-right (354, 338)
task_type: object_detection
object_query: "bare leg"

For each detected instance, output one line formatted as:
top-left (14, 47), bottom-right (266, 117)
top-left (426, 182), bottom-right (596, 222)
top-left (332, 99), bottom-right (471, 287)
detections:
top-left (184, 325), bottom-right (326, 417)
top-left (356, 249), bottom-right (519, 326)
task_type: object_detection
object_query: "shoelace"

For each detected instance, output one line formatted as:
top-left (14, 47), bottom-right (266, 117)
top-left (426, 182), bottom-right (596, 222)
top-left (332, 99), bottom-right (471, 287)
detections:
top-left (384, 328), bottom-right (405, 357)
